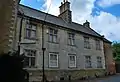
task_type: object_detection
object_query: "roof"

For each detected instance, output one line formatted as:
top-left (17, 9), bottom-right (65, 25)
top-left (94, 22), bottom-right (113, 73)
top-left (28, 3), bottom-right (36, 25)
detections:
top-left (18, 4), bottom-right (111, 42)
top-left (103, 38), bottom-right (112, 44)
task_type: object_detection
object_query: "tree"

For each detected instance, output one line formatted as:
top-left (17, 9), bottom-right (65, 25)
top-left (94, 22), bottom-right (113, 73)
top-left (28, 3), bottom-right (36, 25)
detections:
top-left (112, 42), bottom-right (120, 61)
top-left (0, 52), bottom-right (29, 82)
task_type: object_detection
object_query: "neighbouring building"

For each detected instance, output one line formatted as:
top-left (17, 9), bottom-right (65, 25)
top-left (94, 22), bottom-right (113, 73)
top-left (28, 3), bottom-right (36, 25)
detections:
top-left (0, 0), bottom-right (20, 54)
top-left (103, 38), bottom-right (116, 74)
top-left (13, 0), bottom-right (113, 81)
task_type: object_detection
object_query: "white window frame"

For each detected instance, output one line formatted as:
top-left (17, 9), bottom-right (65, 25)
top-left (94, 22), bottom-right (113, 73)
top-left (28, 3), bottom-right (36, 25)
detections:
top-left (68, 54), bottom-right (76, 68)
top-left (84, 36), bottom-right (90, 49)
top-left (24, 49), bottom-right (36, 68)
top-left (85, 56), bottom-right (92, 68)
top-left (68, 33), bottom-right (75, 45)
top-left (49, 28), bottom-right (58, 43)
top-left (49, 52), bottom-right (59, 67)
top-left (26, 22), bottom-right (37, 39)
top-left (95, 39), bottom-right (101, 50)
top-left (97, 56), bottom-right (102, 68)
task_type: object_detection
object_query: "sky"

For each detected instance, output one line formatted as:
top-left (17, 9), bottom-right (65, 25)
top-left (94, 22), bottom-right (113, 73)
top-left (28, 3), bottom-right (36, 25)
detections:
top-left (20, 0), bottom-right (120, 42)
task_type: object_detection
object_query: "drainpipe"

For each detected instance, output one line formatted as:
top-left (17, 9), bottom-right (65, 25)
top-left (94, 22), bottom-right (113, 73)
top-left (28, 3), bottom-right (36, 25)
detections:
top-left (18, 13), bottom-right (24, 56)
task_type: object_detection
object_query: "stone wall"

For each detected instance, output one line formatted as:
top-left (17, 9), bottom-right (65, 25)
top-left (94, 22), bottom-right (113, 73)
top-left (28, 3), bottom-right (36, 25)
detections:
top-left (16, 14), bottom-right (106, 70)
top-left (27, 69), bottom-right (105, 81)
top-left (0, 0), bottom-right (18, 53)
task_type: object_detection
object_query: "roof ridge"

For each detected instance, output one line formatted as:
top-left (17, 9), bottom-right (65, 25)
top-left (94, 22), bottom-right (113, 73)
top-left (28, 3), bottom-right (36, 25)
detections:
top-left (72, 22), bottom-right (102, 38)
top-left (72, 22), bottom-right (83, 26)
top-left (86, 26), bottom-right (102, 37)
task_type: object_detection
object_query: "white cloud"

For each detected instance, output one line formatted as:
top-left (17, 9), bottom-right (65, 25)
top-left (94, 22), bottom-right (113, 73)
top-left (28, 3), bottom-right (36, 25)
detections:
top-left (41, 0), bottom-right (60, 15)
top-left (41, 0), bottom-right (120, 42)
top-left (89, 12), bottom-right (120, 41)
top-left (71, 0), bottom-right (95, 23)
top-left (41, 0), bottom-right (95, 22)
top-left (98, 0), bottom-right (120, 7)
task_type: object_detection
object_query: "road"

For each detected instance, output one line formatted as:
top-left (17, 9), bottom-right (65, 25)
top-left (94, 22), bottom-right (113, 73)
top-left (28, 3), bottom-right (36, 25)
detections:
top-left (57, 74), bottom-right (120, 82)
top-left (95, 74), bottom-right (120, 82)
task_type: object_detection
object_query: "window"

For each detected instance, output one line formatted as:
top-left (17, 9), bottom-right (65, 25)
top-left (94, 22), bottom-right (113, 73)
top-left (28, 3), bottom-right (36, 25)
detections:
top-left (84, 37), bottom-right (90, 49)
top-left (68, 55), bottom-right (76, 68)
top-left (96, 39), bottom-right (101, 50)
top-left (68, 33), bottom-right (75, 45)
top-left (49, 28), bottom-right (58, 43)
top-left (85, 56), bottom-right (92, 68)
top-left (24, 49), bottom-right (36, 67)
top-left (49, 53), bottom-right (58, 67)
top-left (97, 57), bottom-right (102, 68)
top-left (26, 23), bottom-right (37, 39)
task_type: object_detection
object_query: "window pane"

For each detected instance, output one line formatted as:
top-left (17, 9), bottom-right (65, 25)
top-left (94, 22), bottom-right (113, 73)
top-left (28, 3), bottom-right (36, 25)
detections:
top-left (31, 57), bottom-right (35, 67)
top-left (27, 51), bottom-right (31, 56)
top-left (53, 35), bottom-right (57, 42)
top-left (97, 57), bottom-right (102, 68)
top-left (71, 39), bottom-right (75, 45)
top-left (72, 34), bottom-right (74, 39)
top-left (68, 38), bottom-right (71, 45)
top-left (50, 54), bottom-right (54, 60)
top-left (68, 33), bottom-right (75, 45)
top-left (26, 23), bottom-right (30, 29)
top-left (49, 28), bottom-right (58, 43)
top-left (70, 56), bottom-right (75, 61)
top-left (50, 28), bottom-right (53, 34)
top-left (24, 57), bottom-right (29, 67)
top-left (68, 33), bottom-right (71, 38)
top-left (51, 60), bottom-right (57, 66)
top-left (31, 50), bottom-right (36, 56)
top-left (31, 25), bottom-right (37, 30)
top-left (31, 30), bottom-right (36, 38)
top-left (69, 55), bottom-right (76, 67)
top-left (54, 30), bottom-right (58, 35)
top-left (24, 50), bottom-right (36, 67)
top-left (50, 54), bottom-right (57, 60)
top-left (84, 37), bottom-right (90, 49)
top-left (26, 29), bottom-right (31, 38)
top-left (49, 53), bottom-right (58, 67)
top-left (96, 40), bottom-right (100, 50)
top-left (49, 34), bottom-right (53, 42)
top-left (54, 55), bottom-right (57, 60)
top-left (85, 56), bottom-right (92, 68)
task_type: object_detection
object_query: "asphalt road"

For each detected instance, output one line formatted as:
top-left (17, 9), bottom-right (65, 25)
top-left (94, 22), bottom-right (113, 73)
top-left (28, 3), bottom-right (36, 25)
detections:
top-left (97, 74), bottom-right (120, 82)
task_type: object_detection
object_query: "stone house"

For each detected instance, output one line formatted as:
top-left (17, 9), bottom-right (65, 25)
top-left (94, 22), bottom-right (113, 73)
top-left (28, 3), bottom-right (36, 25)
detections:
top-left (0, 0), bottom-right (19, 54)
top-left (14, 0), bottom-right (113, 81)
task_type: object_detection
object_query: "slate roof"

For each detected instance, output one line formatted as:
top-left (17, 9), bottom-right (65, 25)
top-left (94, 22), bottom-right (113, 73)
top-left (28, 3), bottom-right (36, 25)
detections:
top-left (18, 4), bottom-right (111, 43)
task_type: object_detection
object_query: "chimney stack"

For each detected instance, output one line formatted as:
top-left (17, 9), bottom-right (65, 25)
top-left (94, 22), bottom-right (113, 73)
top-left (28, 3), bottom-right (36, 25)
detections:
top-left (58, 0), bottom-right (72, 23)
top-left (83, 20), bottom-right (90, 28)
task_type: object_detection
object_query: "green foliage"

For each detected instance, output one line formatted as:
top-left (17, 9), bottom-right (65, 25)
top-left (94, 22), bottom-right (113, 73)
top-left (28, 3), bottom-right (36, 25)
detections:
top-left (112, 42), bottom-right (120, 61)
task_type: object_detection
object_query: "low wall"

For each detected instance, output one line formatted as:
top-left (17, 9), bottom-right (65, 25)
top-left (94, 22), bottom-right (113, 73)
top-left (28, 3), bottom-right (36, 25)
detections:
top-left (27, 69), bottom-right (105, 82)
